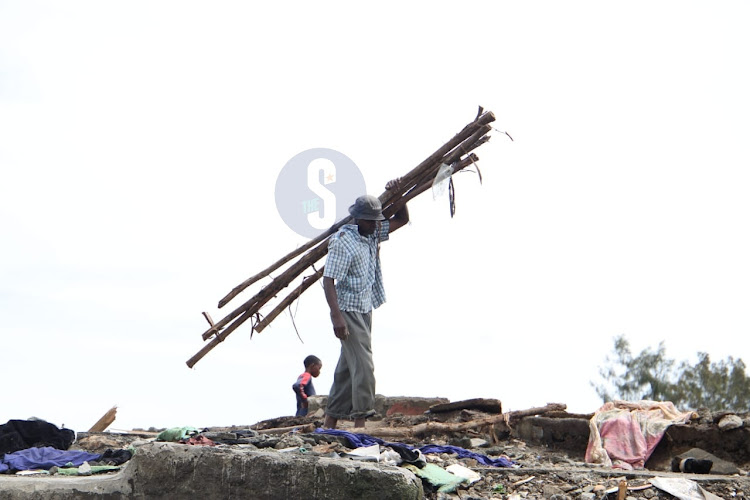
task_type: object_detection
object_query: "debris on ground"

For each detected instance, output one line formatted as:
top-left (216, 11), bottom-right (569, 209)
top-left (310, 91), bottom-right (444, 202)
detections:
top-left (1, 398), bottom-right (749, 499)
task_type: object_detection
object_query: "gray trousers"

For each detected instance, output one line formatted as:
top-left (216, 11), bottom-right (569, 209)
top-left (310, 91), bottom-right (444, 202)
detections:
top-left (325, 310), bottom-right (375, 420)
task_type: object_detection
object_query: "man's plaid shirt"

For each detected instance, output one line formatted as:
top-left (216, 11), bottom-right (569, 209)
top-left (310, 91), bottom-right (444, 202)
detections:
top-left (323, 221), bottom-right (390, 313)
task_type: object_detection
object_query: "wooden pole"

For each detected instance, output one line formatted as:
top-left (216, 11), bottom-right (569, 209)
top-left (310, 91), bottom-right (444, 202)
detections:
top-left (217, 217), bottom-right (352, 308)
top-left (88, 405), bottom-right (117, 433)
top-left (367, 403), bottom-right (567, 441)
top-left (254, 268), bottom-right (325, 333)
top-left (253, 151), bottom-right (482, 336)
top-left (187, 110), bottom-right (498, 368)
top-left (187, 150), bottom-right (485, 368)
top-left (217, 110), bottom-right (495, 310)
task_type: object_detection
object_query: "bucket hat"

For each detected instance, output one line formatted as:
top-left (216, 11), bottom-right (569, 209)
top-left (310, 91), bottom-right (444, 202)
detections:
top-left (349, 195), bottom-right (385, 221)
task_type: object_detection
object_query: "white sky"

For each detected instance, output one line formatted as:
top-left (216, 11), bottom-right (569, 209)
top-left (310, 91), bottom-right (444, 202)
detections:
top-left (2, 1), bottom-right (749, 433)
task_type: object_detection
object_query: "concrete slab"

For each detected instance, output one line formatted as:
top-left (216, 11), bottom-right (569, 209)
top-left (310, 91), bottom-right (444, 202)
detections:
top-left (0, 442), bottom-right (424, 500)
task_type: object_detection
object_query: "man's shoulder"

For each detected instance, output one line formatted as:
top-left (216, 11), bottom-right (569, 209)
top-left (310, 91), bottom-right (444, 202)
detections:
top-left (329, 225), bottom-right (358, 248)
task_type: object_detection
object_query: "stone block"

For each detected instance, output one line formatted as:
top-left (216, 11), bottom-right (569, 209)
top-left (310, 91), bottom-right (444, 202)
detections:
top-left (0, 442), bottom-right (424, 500)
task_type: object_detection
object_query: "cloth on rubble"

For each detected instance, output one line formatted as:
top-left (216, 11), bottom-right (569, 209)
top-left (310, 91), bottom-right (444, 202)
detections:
top-left (156, 427), bottom-right (201, 442)
top-left (314, 428), bottom-right (515, 468)
top-left (585, 400), bottom-right (695, 470)
top-left (183, 435), bottom-right (217, 446)
top-left (418, 444), bottom-right (515, 468)
top-left (1, 446), bottom-right (101, 472)
top-left (91, 448), bottom-right (133, 466)
top-left (388, 443), bottom-right (426, 466)
top-left (53, 465), bottom-right (121, 476)
top-left (403, 463), bottom-right (468, 493)
top-left (0, 419), bottom-right (75, 455)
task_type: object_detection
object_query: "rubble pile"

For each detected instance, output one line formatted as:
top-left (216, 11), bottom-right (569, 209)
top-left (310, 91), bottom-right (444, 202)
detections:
top-left (1, 398), bottom-right (749, 499)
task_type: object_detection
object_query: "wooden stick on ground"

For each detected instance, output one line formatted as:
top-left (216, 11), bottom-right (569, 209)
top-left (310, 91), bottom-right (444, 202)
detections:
top-left (255, 423), bottom-right (316, 435)
top-left (367, 403), bottom-right (567, 441)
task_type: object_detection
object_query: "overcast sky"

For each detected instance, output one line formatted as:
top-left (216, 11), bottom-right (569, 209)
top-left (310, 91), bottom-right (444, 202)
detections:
top-left (2, 1), bottom-right (749, 433)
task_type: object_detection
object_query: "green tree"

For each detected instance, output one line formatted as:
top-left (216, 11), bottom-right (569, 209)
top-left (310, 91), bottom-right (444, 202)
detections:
top-left (592, 335), bottom-right (750, 412)
top-left (675, 353), bottom-right (750, 411)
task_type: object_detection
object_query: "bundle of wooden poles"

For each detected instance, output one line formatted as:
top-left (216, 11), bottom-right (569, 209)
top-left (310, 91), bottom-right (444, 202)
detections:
top-left (186, 108), bottom-right (497, 368)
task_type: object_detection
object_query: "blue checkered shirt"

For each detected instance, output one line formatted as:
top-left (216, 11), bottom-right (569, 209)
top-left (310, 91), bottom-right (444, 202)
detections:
top-left (324, 221), bottom-right (390, 313)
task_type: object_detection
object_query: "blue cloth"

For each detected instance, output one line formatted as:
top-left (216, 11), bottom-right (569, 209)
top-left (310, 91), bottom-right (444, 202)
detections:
top-left (323, 222), bottom-right (390, 312)
top-left (314, 428), bottom-right (515, 468)
top-left (418, 444), bottom-right (515, 468)
top-left (2, 446), bottom-right (101, 472)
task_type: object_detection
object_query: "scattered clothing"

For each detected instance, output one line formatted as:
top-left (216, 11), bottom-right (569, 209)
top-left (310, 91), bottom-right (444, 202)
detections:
top-left (0, 419), bottom-right (75, 455)
top-left (1, 446), bottom-right (100, 472)
top-left (314, 428), bottom-right (515, 468)
top-left (403, 463), bottom-right (468, 493)
top-left (387, 443), bottom-right (426, 467)
top-left (184, 435), bottom-right (217, 446)
top-left (92, 448), bottom-right (133, 466)
top-left (53, 464), bottom-right (121, 476)
top-left (419, 444), bottom-right (515, 468)
top-left (156, 427), bottom-right (201, 442)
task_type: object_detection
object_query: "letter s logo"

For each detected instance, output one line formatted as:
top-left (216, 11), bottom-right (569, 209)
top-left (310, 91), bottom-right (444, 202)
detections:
top-left (307, 158), bottom-right (336, 230)
top-left (276, 148), bottom-right (365, 238)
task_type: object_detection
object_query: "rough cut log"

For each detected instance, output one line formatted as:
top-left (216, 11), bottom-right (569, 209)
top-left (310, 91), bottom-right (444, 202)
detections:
top-left (219, 111), bottom-right (495, 309)
top-left (217, 219), bottom-right (351, 309)
top-left (88, 405), bottom-right (117, 433)
top-left (254, 268), bottom-right (325, 333)
top-left (380, 111), bottom-right (495, 209)
top-left (428, 398), bottom-right (502, 414)
top-left (367, 403), bottom-right (567, 441)
top-left (255, 423), bottom-right (316, 435)
top-left (253, 152), bottom-right (480, 336)
top-left (186, 109), bottom-right (498, 368)
top-left (203, 237), bottom-right (330, 340)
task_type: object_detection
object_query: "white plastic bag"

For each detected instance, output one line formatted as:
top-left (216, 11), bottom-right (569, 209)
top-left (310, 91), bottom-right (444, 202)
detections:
top-left (432, 163), bottom-right (453, 199)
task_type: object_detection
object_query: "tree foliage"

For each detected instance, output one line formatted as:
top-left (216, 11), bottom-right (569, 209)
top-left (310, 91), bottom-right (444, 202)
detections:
top-left (592, 335), bottom-right (750, 412)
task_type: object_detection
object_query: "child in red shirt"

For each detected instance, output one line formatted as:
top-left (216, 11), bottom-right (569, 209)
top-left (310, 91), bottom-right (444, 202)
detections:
top-left (292, 355), bottom-right (322, 416)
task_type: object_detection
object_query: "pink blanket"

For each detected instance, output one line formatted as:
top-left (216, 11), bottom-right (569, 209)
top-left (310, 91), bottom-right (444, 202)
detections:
top-left (585, 400), bottom-right (695, 469)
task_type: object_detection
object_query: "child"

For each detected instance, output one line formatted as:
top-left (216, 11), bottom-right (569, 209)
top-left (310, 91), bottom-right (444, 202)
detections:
top-left (292, 355), bottom-right (322, 417)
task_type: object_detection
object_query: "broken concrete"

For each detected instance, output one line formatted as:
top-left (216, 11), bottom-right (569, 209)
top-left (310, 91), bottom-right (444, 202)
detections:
top-left (0, 442), bottom-right (424, 500)
top-left (1, 402), bottom-right (749, 499)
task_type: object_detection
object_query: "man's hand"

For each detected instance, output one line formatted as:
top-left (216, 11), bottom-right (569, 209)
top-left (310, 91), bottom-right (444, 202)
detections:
top-left (331, 311), bottom-right (349, 340)
top-left (384, 176), bottom-right (410, 232)
top-left (385, 177), bottom-right (402, 191)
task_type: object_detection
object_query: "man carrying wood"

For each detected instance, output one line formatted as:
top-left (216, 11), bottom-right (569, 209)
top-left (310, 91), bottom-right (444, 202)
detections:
top-left (323, 178), bottom-right (409, 429)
